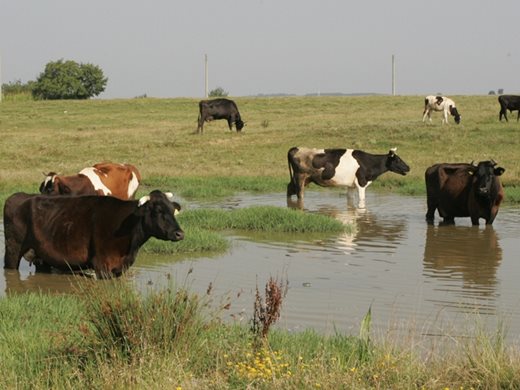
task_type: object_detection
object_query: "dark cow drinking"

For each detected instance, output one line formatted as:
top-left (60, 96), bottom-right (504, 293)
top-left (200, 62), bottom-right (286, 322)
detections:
top-left (287, 147), bottom-right (410, 209)
top-left (3, 190), bottom-right (184, 278)
top-left (197, 98), bottom-right (244, 134)
top-left (425, 161), bottom-right (505, 225)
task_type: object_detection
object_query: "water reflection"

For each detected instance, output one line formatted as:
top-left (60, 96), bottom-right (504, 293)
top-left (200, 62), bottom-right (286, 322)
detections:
top-left (423, 225), bottom-right (502, 297)
top-left (3, 268), bottom-right (79, 296)
top-left (308, 199), bottom-right (407, 255)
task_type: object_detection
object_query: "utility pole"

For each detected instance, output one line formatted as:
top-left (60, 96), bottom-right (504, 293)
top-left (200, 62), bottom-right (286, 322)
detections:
top-left (204, 54), bottom-right (208, 98)
top-left (391, 54), bottom-right (396, 96)
top-left (0, 53), bottom-right (3, 103)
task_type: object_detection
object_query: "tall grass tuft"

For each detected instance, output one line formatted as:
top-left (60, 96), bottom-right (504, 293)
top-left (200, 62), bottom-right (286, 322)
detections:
top-left (79, 277), bottom-right (213, 362)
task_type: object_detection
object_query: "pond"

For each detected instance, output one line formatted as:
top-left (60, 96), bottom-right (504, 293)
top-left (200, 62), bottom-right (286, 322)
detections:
top-left (2, 191), bottom-right (519, 341)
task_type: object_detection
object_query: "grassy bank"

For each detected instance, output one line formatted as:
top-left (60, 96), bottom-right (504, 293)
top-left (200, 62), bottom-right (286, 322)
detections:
top-left (0, 95), bottom-right (518, 204)
top-left (142, 206), bottom-right (348, 254)
top-left (1, 279), bottom-right (519, 389)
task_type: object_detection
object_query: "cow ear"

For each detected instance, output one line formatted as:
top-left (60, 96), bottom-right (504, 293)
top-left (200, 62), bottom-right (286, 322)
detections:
top-left (494, 167), bottom-right (505, 176)
top-left (164, 192), bottom-right (181, 215)
top-left (172, 202), bottom-right (181, 215)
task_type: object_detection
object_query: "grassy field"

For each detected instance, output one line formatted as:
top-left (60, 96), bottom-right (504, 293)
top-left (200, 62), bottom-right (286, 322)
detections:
top-left (1, 96), bottom-right (520, 388)
top-left (0, 95), bottom-right (518, 205)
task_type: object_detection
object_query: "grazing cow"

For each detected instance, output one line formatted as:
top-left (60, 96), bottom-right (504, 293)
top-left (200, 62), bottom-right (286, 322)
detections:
top-left (498, 95), bottom-right (520, 122)
top-left (197, 98), bottom-right (244, 134)
top-left (39, 162), bottom-right (141, 200)
top-left (3, 190), bottom-right (184, 278)
top-left (425, 161), bottom-right (505, 225)
top-left (287, 147), bottom-right (410, 208)
top-left (422, 95), bottom-right (461, 124)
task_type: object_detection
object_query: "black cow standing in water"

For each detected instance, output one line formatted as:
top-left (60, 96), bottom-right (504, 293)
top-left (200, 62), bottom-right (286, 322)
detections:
top-left (425, 161), bottom-right (505, 225)
top-left (197, 98), bottom-right (245, 134)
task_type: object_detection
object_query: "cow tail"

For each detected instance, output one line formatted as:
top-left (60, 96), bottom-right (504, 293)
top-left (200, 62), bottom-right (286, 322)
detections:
top-left (287, 147), bottom-right (299, 191)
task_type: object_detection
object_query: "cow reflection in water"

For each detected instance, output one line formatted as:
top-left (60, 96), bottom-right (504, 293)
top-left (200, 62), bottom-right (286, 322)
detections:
top-left (287, 196), bottom-right (406, 253)
top-left (423, 226), bottom-right (502, 295)
top-left (2, 269), bottom-right (79, 296)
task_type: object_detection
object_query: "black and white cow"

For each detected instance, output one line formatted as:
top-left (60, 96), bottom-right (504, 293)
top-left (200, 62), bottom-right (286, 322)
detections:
top-left (498, 95), bottom-right (520, 122)
top-left (196, 98), bottom-right (244, 134)
top-left (287, 147), bottom-right (410, 208)
top-left (423, 95), bottom-right (461, 125)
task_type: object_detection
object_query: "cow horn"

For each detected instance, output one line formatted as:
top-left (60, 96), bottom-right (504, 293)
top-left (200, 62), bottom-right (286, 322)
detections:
top-left (165, 192), bottom-right (175, 203)
top-left (138, 195), bottom-right (150, 207)
top-left (490, 159), bottom-right (497, 166)
top-left (390, 147), bottom-right (397, 152)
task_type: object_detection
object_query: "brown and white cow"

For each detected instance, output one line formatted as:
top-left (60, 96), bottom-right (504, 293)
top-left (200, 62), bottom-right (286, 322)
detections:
top-left (423, 95), bottom-right (461, 125)
top-left (287, 147), bottom-right (410, 209)
top-left (425, 161), bottom-right (505, 225)
top-left (3, 190), bottom-right (184, 278)
top-left (39, 162), bottom-right (141, 200)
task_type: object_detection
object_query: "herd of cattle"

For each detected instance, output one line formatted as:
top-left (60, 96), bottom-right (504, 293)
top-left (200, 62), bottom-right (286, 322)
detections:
top-left (3, 94), bottom-right (511, 278)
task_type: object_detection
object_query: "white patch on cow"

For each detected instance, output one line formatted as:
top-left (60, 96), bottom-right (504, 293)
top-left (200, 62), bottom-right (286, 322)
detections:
top-left (328, 150), bottom-right (374, 209)
top-left (329, 150), bottom-right (360, 187)
top-left (127, 172), bottom-right (140, 198)
top-left (138, 195), bottom-right (150, 207)
top-left (79, 167), bottom-right (112, 195)
top-left (44, 174), bottom-right (57, 187)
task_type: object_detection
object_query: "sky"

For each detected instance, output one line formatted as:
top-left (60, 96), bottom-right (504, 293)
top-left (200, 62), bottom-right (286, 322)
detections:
top-left (1, 0), bottom-right (519, 99)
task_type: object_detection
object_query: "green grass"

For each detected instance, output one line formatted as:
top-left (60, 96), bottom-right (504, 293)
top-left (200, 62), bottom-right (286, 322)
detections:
top-left (0, 95), bottom-right (518, 204)
top-left (141, 206), bottom-right (349, 254)
top-left (2, 280), bottom-right (520, 389)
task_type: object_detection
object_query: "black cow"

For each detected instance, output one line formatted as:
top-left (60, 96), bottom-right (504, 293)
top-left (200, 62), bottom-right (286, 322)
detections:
top-left (498, 95), bottom-right (520, 122)
top-left (425, 161), bottom-right (505, 225)
top-left (3, 190), bottom-right (184, 278)
top-left (197, 98), bottom-right (244, 134)
top-left (287, 147), bottom-right (410, 208)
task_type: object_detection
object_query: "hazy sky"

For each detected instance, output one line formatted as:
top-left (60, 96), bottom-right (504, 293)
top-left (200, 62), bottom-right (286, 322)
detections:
top-left (1, 0), bottom-right (519, 98)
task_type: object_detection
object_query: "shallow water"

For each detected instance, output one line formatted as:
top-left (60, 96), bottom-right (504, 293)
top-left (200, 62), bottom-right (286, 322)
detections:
top-left (2, 191), bottom-right (519, 341)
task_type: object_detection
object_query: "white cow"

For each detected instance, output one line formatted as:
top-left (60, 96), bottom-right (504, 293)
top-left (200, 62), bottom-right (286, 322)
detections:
top-left (422, 95), bottom-right (461, 125)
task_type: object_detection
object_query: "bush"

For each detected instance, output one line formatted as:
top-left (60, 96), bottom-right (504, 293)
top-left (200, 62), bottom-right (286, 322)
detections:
top-left (32, 59), bottom-right (107, 100)
top-left (209, 86), bottom-right (228, 97)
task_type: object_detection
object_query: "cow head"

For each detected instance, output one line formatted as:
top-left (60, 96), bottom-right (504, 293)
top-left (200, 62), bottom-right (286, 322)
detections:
top-left (472, 161), bottom-right (505, 198)
top-left (39, 172), bottom-right (58, 194)
top-left (450, 106), bottom-right (461, 124)
top-left (137, 190), bottom-right (184, 241)
top-left (235, 118), bottom-right (245, 131)
top-left (386, 148), bottom-right (410, 175)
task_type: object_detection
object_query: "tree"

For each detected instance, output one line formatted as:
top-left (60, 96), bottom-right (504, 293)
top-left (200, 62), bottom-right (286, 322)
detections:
top-left (32, 59), bottom-right (108, 100)
top-left (209, 86), bottom-right (228, 97)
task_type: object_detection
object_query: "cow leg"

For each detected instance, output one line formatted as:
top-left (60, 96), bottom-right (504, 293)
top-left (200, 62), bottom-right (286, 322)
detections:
top-left (441, 217), bottom-right (455, 225)
top-left (517, 111), bottom-right (520, 122)
top-left (425, 195), bottom-right (438, 224)
top-left (4, 239), bottom-right (23, 270)
top-left (227, 118), bottom-right (234, 131)
top-left (499, 108), bottom-right (507, 122)
top-left (422, 110), bottom-right (430, 123)
top-left (196, 116), bottom-right (204, 134)
top-left (357, 186), bottom-right (367, 209)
